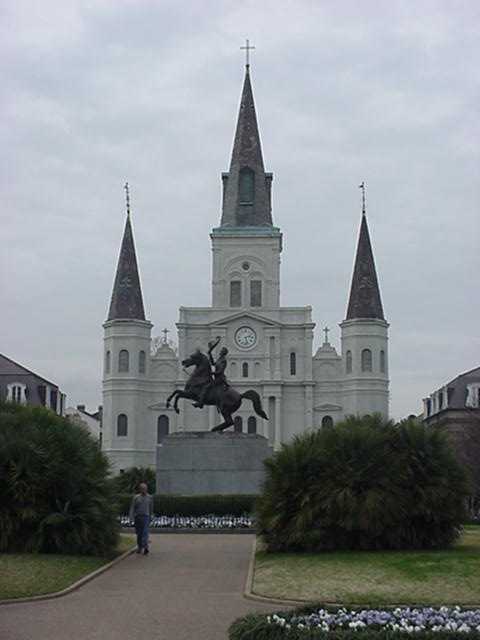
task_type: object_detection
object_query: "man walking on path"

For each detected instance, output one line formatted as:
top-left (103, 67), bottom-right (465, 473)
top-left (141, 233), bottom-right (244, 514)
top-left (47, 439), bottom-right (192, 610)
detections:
top-left (129, 482), bottom-right (153, 555)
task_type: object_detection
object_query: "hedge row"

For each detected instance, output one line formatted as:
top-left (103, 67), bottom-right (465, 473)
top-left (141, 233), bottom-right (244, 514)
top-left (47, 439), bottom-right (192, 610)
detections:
top-left (116, 493), bottom-right (256, 516)
top-left (229, 610), bottom-right (480, 640)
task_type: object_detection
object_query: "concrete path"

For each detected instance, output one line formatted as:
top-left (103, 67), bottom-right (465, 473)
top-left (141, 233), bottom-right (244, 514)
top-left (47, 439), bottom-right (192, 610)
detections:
top-left (0, 534), bottom-right (280, 640)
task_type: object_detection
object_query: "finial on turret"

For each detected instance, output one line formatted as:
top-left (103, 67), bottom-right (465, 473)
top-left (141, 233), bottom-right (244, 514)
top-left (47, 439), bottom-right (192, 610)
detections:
top-left (359, 181), bottom-right (366, 217)
top-left (124, 181), bottom-right (131, 218)
top-left (240, 38), bottom-right (255, 69)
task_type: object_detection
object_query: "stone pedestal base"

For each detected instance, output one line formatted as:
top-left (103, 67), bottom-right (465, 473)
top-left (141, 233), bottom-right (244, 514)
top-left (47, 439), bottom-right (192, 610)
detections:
top-left (156, 431), bottom-right (273, 496)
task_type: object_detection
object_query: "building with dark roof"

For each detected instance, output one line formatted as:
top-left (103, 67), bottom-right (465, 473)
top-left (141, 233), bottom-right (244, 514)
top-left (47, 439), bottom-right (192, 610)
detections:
top-left (0, 353), bottom-right (66, 415)
top-left (423, 366), bottom-right (480, 501)
top-left (101, 62), bottom-right (390, 472)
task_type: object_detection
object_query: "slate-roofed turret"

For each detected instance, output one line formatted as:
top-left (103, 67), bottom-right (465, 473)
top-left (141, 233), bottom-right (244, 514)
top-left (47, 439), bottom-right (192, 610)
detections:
top-left (220, 65), bottom-right (273, 227)
top-left (107, 214), bottom-right (146, 321)
top-left (346, 211), bottom-right (385, 321)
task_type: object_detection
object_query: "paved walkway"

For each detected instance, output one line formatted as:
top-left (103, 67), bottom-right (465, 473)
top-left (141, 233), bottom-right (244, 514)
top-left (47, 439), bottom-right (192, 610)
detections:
top-left (0, 534), bottom-right (281, 640)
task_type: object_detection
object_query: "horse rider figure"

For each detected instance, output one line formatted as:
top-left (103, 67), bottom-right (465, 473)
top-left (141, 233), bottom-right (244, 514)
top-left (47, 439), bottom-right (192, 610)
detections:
top-left (194, 336), bottom-right (229, 409)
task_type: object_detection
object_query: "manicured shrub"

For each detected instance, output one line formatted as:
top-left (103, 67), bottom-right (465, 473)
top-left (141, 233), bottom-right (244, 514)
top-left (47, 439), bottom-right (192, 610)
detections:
top-left (0, 402), bottom-right (119, 555)
top-left (111, 466), bottom-right (156, 494)
top-left (256, 415), bottom-right (469, 552)
top-left (116, 493), bottom-right (256, 517)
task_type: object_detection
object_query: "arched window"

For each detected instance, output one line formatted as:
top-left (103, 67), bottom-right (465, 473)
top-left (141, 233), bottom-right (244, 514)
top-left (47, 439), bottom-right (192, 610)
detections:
top-left (380, 350), bottom-right (386, 373)
top-left (230, 281), bottom-right (241, 307)
top-left (234, 416), bottom-right (243, 433)
top-left (117, 414), bottom-right (128, 437)
top-left (346, 350), bottom-right (352, 374)
top-left (157, 415), bottom-right (169, 443)
top-left (290, 352), bottom-right (296, 375)
top-left (247, 416), bottom-right (257, 434)
top-left (105, 350), bottom-right (111, 374)
top-left (239, 168), bottom-right (255, 204)
top-left (242, 362), bottom-right (249, 378)
top-left (118, 349), bottom-right (129, 372)
top-left (139, 350), bottom-right (146, 374)
top-left (361, 349), bottom-right (372, 372)
top-left (322, 415), bottom-right (333, 428)
top-left (250, 280), bottom-right (262, 307)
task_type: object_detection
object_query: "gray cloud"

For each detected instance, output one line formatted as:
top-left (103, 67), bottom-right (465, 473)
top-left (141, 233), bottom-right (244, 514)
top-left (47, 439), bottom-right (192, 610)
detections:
top-left (2, 0), bottom-right (479, 419)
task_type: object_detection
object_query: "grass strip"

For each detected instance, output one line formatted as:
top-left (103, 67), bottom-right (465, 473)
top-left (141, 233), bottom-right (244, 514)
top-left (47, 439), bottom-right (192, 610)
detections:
top-left (253, 526), bottom-right (480, 606)
top-left (0, 534), bottom-right (135, 600)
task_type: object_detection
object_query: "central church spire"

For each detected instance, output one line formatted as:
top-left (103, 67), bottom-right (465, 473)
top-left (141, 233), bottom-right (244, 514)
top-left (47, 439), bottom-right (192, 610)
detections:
top-left (220, 65), bottom-right (273, 227)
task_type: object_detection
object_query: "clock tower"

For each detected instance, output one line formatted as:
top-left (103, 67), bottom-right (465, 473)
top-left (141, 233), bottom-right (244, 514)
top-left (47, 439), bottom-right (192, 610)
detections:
top-left (176, 62), bottom-right (315, 446)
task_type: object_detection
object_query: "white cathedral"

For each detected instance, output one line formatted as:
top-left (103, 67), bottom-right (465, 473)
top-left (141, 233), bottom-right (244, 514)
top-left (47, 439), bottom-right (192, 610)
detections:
top-left (102, 64), bottom-right (390, 472)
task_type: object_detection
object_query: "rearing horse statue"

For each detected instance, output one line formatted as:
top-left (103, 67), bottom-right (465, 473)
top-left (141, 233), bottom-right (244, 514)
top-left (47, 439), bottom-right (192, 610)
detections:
top-left (166, 349), bottom-right (268, 432)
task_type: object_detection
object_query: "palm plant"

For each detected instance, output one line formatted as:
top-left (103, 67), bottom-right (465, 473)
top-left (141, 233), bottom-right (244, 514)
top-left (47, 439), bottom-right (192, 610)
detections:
top-left (0, 403), bottom-right (119, 555)
top-left (256, 415), bottom-right (469, 552)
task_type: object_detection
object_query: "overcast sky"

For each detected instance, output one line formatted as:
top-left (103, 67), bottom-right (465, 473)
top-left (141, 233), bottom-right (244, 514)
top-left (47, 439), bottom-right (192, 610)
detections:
top-left (2, 0), bottom-right (479, 420)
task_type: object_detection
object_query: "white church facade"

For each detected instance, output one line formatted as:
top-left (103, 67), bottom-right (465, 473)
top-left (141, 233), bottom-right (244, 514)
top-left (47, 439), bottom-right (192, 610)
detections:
top-left (102, 65), bottom-right (389, 472)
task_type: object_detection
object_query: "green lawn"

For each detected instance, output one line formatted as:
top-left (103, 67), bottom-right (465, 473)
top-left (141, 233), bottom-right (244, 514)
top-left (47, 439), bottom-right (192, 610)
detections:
top-left (253, 526), bottom-right (480, 606)
top-left (0, 534), bottom-right (135, 601)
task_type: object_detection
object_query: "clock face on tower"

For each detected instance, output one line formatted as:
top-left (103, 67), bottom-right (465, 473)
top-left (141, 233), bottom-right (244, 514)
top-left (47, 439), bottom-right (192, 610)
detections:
top-left (235, 326), bottom-right (257, 349)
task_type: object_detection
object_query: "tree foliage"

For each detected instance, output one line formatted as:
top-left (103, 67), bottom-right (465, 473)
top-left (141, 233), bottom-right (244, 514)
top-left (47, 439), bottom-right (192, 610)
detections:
top-left (111, 466), bottom-right (156, 495)
top-left (256, 415), bottom-right (469, 552)
top-left (0, 402), bottom-right (119, 555)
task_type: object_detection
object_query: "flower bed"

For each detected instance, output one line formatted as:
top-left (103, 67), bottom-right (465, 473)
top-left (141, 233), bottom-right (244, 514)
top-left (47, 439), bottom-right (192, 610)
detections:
top-left (119, 514), bottom-right (253, 529)
top-left (229, 606), bottom-right (480, 639)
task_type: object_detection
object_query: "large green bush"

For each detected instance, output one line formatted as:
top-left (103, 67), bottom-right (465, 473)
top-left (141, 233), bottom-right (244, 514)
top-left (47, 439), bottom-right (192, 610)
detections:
top-left (0, 402), bottom-right (119, 555)
top-left (256, 415), bottom-right (469, 552)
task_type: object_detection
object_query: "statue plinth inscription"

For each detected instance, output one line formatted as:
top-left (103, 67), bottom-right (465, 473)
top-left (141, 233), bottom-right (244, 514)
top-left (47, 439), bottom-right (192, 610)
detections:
top-left (156, 431), bottom-right (273, 496)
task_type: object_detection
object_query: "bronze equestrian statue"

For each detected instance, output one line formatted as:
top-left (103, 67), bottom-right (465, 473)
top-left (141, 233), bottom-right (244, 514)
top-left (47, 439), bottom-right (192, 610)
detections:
top-left (166, 337), bottom-right (268, 432)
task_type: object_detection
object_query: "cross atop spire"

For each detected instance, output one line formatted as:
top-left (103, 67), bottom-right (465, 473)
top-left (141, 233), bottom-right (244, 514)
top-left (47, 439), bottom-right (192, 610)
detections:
top-left (359, 181), bottom-right (366, 217)
top-left (323, 326), bottom-right (330, 344)
top-left (124, 181), bottom-right (131, 218)
top-left (240, 39), bottom-right (255, 68)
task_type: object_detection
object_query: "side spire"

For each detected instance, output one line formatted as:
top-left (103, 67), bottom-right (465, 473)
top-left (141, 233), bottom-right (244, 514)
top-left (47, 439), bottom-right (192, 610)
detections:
top-left (220, 50), bottom-right (273, 228)
top-left (346, 185), bottom-right (385, 320)
top-left (107, 185), bottom-right (146, 321)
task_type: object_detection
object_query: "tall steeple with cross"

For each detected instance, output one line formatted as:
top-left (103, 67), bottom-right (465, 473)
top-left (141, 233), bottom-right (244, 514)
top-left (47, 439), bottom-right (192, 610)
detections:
top-left (219, 40), bottom-right (273, 227)
top-left (345, 183), bottom-right (384, 320)
top-left (107, 183), bottom-right (146, 321)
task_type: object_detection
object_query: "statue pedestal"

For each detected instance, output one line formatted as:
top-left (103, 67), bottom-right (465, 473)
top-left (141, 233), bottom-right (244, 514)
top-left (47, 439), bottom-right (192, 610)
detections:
top-left (156, 431), bottom-right (273, 496)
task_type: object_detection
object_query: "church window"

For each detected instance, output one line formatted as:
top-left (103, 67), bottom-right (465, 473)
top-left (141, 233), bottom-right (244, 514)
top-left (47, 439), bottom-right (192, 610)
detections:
top-left (242, 362), bottom-right (249, 378)
top-left (242, 261), bottom-right (250, 271)
top-left (248, 416), bottom-right (257, 434)
top-left (234, 416), bottom-right (243, 433)
top-left (119, 349), bottom-right (129, 372)
top-left (290, 352), bottom-right (296, 376)
top-left (361, 349), bottom-right (372, 372)
top-left (230, 281), bottom-right (242, 307)
top-left (439, 391), bottom-right (444, 409)
top-left (380, 350), bottom-right (386, 373)
top-left (322, 415), bottom-right (333, 428)
top-left (157, 415), bottom-right (169, 443)
top-left (8, 383), bottom-right (26, 404)
top-left (239, 168), bottom-right (255, 204)
top-left (105, 350), bottom-right (111, 374)
top-left (250, 280), bottom-right (262, 307)
top-left (139, 350), bottom-right (146, 374)
top-left (426, 398), bottom-right (431, 416)
top-left (346, 350), bottom-right (352, 374)
top-left (117, 414), bottom-right (128, 437)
